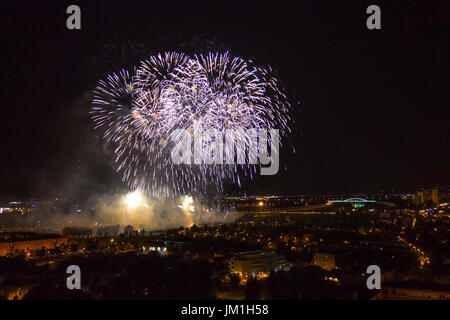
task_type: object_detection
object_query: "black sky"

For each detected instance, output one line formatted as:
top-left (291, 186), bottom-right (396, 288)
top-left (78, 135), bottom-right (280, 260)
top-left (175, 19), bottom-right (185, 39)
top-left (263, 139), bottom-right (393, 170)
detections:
top-left (0, 0), bottom-right (449, 198)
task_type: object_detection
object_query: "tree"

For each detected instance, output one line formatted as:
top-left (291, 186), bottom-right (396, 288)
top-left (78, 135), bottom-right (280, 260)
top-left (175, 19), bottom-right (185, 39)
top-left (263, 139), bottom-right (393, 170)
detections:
top-left (245, 277), bottom-right (261, 300)
top-left (229, 273), bottom-right (241, 288)
top-left (297, 266), bottom-right (326, 299)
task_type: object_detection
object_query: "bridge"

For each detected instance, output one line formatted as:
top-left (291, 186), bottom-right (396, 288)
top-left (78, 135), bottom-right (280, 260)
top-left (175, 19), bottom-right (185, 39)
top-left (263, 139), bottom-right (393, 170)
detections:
top-left (328, 198), bottom-right (395, 207)
top-left (237, 198), bottom-right (395, 215)
top-left (328, 198), bottom-right (376, 203)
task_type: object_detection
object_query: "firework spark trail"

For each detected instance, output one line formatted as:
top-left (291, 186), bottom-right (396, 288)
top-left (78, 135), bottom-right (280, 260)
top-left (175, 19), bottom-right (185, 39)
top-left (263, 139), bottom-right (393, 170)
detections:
top-left (91, 51), bottom-right (292, 197)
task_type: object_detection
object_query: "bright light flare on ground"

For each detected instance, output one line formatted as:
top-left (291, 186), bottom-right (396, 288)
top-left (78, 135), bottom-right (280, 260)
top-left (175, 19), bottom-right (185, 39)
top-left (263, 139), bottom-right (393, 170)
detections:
top-left (178, 196), bottom-right (195, 212)
top-left (124, 190), bottom-right (144, 209)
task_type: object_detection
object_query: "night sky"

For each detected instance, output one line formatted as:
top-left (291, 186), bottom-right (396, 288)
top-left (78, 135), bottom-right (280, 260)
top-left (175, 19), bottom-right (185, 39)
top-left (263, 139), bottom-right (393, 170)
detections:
top-left (1, 0), bottom-right (449, 198)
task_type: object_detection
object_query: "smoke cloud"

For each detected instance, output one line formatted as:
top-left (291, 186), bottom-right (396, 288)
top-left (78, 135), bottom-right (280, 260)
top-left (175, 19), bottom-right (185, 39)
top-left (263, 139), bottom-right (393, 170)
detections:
top-left (1, 192), bottom-right (239, 235)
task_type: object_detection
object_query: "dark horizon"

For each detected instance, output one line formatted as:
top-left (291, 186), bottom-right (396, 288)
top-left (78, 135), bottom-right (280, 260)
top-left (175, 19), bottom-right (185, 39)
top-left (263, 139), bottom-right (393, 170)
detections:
top-left (1, 0), bottom-right (449, 199)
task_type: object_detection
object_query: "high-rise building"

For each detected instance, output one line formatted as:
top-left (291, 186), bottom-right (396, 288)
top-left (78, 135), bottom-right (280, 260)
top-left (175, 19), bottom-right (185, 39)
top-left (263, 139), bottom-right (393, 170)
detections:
top-left (415, 188), bottom-right (439, 205)
top-left (431, 188), bottom-right (439, 204)
top-left (416, 191), bottom-right (426, 204)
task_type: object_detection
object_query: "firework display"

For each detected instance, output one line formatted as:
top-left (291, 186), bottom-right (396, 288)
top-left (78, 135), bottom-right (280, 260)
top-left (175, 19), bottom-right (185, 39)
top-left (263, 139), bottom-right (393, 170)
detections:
top-left (91, 52), bottom-right (292, 196)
